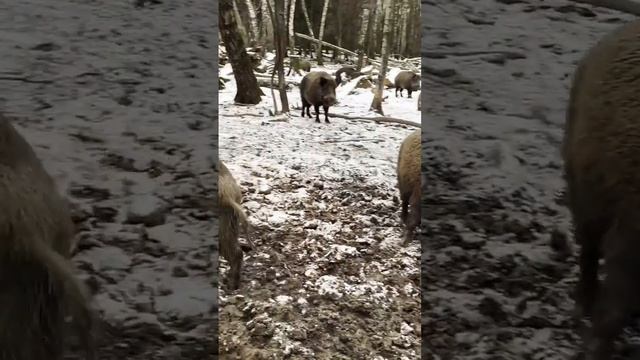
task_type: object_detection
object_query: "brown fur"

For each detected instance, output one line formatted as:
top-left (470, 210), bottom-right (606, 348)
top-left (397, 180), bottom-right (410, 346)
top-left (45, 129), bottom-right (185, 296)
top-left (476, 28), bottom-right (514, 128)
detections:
top-left (287, 58), bottom-right (311, 76)
top-left (0, 115), bottom-right (95, 359)
top-left (218, 161), bottom-right (252, 290)
top-left (300, 71), bottom-right (338, 124)
top-left (397, 129), bottom-right (421, 244)
top-left (563, 19), bottom-right (640, 360)
top-left (394, 70), bottom-right (420, 98)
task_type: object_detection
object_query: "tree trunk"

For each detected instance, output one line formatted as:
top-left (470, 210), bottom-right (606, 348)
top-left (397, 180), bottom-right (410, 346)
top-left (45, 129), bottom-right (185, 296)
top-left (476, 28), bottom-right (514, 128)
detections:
top-left (370, 0), bottom-right (393, 115)
top-left (245, 0), bottom-right (260, 46)
top-left (270, 0), bottom-right (290, 113)
top-left (220, 0), bottom-right (264, 104)
top-left (260, 0), bottom-right (275, 49)
top-left (316, 0), bottom-right (330, 66)
top-left (299, 0), bottom-right (316, 58)
top-left (232, 0), bottom-right (249, 45)
top-left (356, 1), bottom-right (372, 70)
top-left (288, 0), bottom-right (297, 55)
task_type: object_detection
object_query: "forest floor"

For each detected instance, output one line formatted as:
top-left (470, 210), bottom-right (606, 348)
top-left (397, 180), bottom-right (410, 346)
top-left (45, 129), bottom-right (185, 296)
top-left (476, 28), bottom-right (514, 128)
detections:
top-left (218, 58), bottom-right (421, 359)
top-left (0, 0), bottom-right (216, 358)
top-left (423, 0), bottom-right (640, 359)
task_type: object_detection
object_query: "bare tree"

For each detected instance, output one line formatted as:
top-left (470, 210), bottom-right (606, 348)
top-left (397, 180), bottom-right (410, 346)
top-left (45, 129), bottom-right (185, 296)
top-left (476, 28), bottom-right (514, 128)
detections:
top-left (220, 0), bottom-right (264, 104)
top-left (299, 0), bottom-right (316, 57)
top-left (356, 0), bottom-right (374, 70)
top-left (316, 0), bottom-right (331, 65)
top-left (232, 0), bottom-right (249, 45)
top-left (288, 0), bottom-right (297, 54)
top-left (260, 0), bottom-right (274, 48)
top-left (245, 0), bottom-right (260, 45)
top-left (370, 0), bottom-right (393, 114)
top-left (269, 0), bottom-right (290, 113)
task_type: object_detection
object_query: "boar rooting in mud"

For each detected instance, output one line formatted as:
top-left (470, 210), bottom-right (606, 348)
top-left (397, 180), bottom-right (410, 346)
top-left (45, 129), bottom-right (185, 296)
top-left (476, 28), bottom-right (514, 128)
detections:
top-left (0, 115), bottom-right (96, 360)
top-left (300, 71), bottom-right (337, 124)
top-left (394, 70), bottom-right (420, 98)
top-left (563, 19), bottom-right (640, 360)
top-left (218, 160), bottom-right (253, 290)
top-left (397, 129), bottom-right (421, 245)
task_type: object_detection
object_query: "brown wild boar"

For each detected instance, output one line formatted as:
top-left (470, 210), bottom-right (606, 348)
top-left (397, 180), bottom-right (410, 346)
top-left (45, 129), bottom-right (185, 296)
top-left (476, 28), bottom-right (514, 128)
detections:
top-left (397, 129), bottom-right (421, 244)
top-left (0, 115), bottom-right (95, 360)
top-left (218, 160), bottom-right (252, 290)
top-left (287, 58), bottom-right (311, 76)
top-left (394, 70), bottom-right (420, 98)
top-left (300, 71), bottom-right (337, 123)
top-left (563, 18), bottom-right (640, 360)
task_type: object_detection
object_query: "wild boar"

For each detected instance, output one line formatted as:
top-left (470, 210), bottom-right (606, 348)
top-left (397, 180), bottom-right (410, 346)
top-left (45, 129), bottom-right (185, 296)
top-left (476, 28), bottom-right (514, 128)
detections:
top-left (334, 66), bottom-right (364, 86)
top-left (394, 71), bottom-right (420, 98)
top-left (287, 58), bottom-right (312, 76)
top-left (0, 115), bottom-right (95, 360)
top-left (563, 18), bottom-right (640, 360)
top-left (300, 71), bottom-right (338, 123)
top-left (397, 129), bottom-right (422, 244)
top-left (218, 160), bottom-right (252, 290)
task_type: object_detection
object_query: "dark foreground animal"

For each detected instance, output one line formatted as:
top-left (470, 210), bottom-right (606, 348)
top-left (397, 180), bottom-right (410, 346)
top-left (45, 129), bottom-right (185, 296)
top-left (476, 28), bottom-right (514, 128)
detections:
top-left (397, 129), bottom-right (421, 244)
top-left (218, 161), bottom-right (252, 290)
top-left (0, 116), bottom-right (95, 360)
top-left (394, 71), bottom-right (420, 98)
top-left (563, 19), bottom-right (640, 360)
top-left (300, 71), bottom-right (337, 123)
top-left (334, 66), bottom-right (364, 86)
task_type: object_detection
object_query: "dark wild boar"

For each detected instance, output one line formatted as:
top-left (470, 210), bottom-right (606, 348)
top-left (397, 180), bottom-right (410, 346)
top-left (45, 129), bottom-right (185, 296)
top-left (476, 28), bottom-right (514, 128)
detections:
top-left (563, 18), bottom-right (640, 360)
top-left (218, 161), bottom-right (252, 290)
top-left (0, 115), bottom-right (95, 360)
top-left (394, 70), bottom-right (420, 98)
top-left (397, 129), bottom-right (421, 244)
top-left (334, 66), bottom-right (364, 86)
top-left (300, 71), bottom-right (337, 123)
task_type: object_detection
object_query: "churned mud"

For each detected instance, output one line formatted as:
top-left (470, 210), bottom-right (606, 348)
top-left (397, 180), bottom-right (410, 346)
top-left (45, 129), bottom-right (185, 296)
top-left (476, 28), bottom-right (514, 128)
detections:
top-left (0, 0), bottom-right (216, 358)
top-left (422, 0), bottom-right (639, 359)
top-left (219, 57), bottom-right (421, 359)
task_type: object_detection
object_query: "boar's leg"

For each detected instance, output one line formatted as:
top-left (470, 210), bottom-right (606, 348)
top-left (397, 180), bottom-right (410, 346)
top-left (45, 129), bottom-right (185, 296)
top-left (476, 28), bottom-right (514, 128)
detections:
top-left (226, 244), bottom-right (243, 290)
top-left (314, 104), bottom-right (321, 123)
top-left (583, 222), bottom-right (640, 360)
top-left (404, 190), bottom-right (421, 245)
top-left (400, 191), bottom-right (410, 225)
top-left (395, 87), bottom-right (400, 97)
top-left (408, 89), bottom-right (413, 98)
top-left (574, 221), bottom-right (606, 320)
top-left (323, 105), bottom-right (330, 123)
top-left (301, 97), bottom-right (310, 118)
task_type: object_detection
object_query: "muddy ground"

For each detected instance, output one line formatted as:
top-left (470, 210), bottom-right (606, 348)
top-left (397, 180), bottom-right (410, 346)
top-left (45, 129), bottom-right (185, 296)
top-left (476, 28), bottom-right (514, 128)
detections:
top-left (421, 0), bottom-right (640, 359)
top-left (0, 0), bottom-right (216, 358)
top-left (218, 57), bottom-right (422, 357)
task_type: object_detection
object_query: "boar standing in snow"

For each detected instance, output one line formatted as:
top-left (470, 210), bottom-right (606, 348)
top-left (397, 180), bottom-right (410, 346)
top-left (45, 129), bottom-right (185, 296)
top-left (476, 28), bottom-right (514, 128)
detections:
top-left (394, 70), bottom-right (420, 98)
top-left (300, 71), bottom-right (337, 123)
top-left (397, 129), bottom-right (422, 244)
top-left (563, 19), bottom-right (640, 360)
top-left (218, 161), bottom-right (252, 290)
top-left (287, 58), bottom-right (311, 76)
top-left (0, 115), bottom-right (95, 360)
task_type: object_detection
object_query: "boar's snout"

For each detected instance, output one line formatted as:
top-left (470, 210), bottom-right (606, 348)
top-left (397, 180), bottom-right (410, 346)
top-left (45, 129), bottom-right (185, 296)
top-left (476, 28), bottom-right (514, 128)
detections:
top-left (323, 94), bottom-right (336, 106)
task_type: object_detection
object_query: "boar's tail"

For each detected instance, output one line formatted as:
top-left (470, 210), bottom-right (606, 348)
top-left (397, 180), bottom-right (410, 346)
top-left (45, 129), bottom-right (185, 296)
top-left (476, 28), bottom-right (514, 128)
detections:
top-left (0, 238), bottom-right (96, 360)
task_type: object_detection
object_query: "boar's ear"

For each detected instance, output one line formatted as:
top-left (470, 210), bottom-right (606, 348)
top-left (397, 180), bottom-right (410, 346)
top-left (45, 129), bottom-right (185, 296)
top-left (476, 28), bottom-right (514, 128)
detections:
top-left (319, 77), bottom-right (327, 86)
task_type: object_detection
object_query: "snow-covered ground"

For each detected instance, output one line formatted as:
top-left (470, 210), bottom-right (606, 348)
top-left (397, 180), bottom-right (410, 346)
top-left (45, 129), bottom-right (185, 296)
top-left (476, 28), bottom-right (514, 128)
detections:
top-left (0, 0), bottom-right (216, 358)
top-left (423, 0), bottom-right (638, 358)
top-left (219, 56), bottom-right (421, 358)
